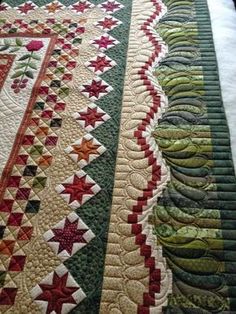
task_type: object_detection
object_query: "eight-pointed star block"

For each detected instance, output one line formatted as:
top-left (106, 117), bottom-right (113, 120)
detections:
top-left (98, 0), bottom-right (124, 13)
top-left (42, 0), bottom-right (65, 14)
top-left (94, 15), bottom-right (122, 32)
top-left (55, 170), bottom-right (101, 209)
top-left (73, 103), bottom-right (110, 132)
top-left (65, 133), bottom-right (106, 168)
top-left (15, 1), bottom-right (38, 15)
top-left (0, 3), bottom-right (11, 12)
top-left (68, 0), bottom-right (94, 14)
top-left (31, 264), bottom-right (86, 314)
top-left (79, 77), bottom-right (113, 101)
top-left (43, 212), bottom-right (95, 260)
top-left (90, 33), bottom-right (119, 52)
top-left (84, 53), bottom-right (116, 75)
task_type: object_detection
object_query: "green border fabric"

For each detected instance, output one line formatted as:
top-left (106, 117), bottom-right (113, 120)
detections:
top-left (153, 0), bottom-right (236, 312)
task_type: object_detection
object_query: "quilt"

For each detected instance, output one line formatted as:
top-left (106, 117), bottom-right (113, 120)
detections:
top-left (0, 0), bottom-right (235, 313)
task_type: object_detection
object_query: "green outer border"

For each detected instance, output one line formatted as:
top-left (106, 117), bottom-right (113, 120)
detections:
top-left (195, 0), bottom-right (236, 311)
top-left (156, 0), bottom-right (236, 312)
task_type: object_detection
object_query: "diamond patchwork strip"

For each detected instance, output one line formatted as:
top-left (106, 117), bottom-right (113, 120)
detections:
top-left (65, 133), bottom-right (106, 168)
top-left (44, 212), bottom-right (95, 261)
top-left (0, 16), bottom-right (83, 304)
top-left (55, 170), bottom-right (101, 210)
top-left (85, 53), bottom-right (116, 75)
top-left (73, 103), bottom-right (111, 132)
top-left (31, 264), bottom-right (86, 314)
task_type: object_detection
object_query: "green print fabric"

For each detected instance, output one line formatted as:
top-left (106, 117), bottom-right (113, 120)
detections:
top-left (153, 0), bottom-right (236, 312)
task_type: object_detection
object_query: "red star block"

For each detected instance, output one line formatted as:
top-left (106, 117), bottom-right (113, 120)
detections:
top-left (87, 55), bottom-right (113, 73)
top-left (92, 35), bottom-right (118, 51)
top-left (99, 0), bottom-right (123, 13)
top-left (44, 213), bottom-right (95, 259)
top-left (49, 218), bottom-right (87, 254)
top-left (94, 15), bottom-right (122, 32)
top-left (97, 16), bottom-right (119, 30)
top-left (56, 171), bottom-right (101, 209)
top-left (31, 266), bottom-right (86, 313)
top-left (36, 272), bottom-right (78, 313)
top-left (79, 107), bottom-right (105, 127)
top-left (17, 2), bottom-right (36, 14)
top-left (71, 1), bottom-right (92, 13)
top-left (80, 78), bottom-right (112, 100)
top-left (60, 175), bottom-right (94, 204)
top-left (0, 3), bottom-right (9, 11)
top-left (73, 104), bottom-right (110, 132)
top-left (82, 80), bottom-right (107, 98)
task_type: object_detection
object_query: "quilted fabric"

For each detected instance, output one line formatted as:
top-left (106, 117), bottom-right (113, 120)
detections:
top-left (0, 0), bottom-right (235, 313)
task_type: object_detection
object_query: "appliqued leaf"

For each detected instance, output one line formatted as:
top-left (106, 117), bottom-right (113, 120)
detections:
top-left (3, 39), bottom-right (10, 46)
top-left (15, 63), bottom-right (28, 69)
top-left (15, 38), bottom-right (23, 46)
top-left (28, 62), bottom-right (37, 70)
top-left (9, 47), bottom-right (20, 53)
top-left (11, 71), bottom-right (24, 79)
top-left (18, 54), bottom-right (31, 61)
top-left (25, 70), bottom-right (34, 79)
top-left (31, 53), bottom-right (41, 60)
top-left (0, 45), bottom-right (9, 51)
